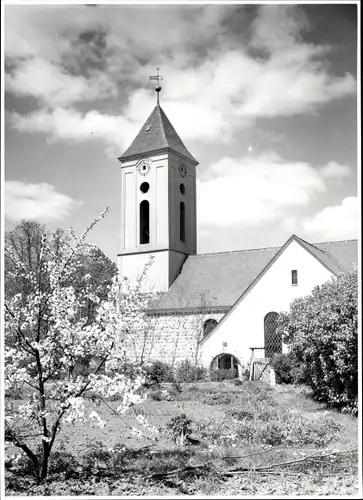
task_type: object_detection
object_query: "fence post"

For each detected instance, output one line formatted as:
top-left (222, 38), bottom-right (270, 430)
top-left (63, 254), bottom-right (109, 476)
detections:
top-left (269, 367), bottom-right (276, 386)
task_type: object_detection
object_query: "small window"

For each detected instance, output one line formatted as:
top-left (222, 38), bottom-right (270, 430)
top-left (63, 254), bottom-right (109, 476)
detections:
top-left (179, 183), bottom-right (185, 195)
top-left (140, 182), bottom-right (149, 193)
top-left (291, 270), bottom-right (298, 286)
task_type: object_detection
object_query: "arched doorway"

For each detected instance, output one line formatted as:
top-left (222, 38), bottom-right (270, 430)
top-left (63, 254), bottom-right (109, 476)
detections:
top-left (264, 312), bottom-right (282, 359)
top-left (210, 353), bottom-right (240, 379)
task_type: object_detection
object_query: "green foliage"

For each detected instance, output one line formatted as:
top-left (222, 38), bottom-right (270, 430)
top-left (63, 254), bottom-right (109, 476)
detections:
top-left (202, 392), bottom-right (233, 406)
top-left (144, 360), bottom-right (175, 385)
top-left (5, 220), bottom-right (118, 326)
top-left (210, 368), bottom-right (237, 381)
top-left (277, 272), bottom-right (358, 414)
top-left (233, 378), bottom-right (244, 386)
top-left (176, 360), bottom-right (207, 383)
top-left (166, 413), bottom-right (193, 442)
top-left (149, 388), bottom-right (174, 401)
top-left (271, 353), bottom-right (296, 384)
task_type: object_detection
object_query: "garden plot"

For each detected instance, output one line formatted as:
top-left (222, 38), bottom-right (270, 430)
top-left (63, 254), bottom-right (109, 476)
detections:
top-left (5, 380), bottom-right (359, 497)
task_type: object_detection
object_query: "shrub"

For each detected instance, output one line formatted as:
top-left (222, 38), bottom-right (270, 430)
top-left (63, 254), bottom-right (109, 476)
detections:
top-left (287, 415), bottom-right (341, 447)
top-left (256, 421), bottom-right (286, 445)
top-left (278, 272), bottom-right (358, 414)
top-left (149, 388), bottom-right (173, 401)
top-left (49, 451), bottom-right (79, 476)
top-left (210, 368), bottom-right (237, 381)
top-left (167, 413), bottom-right (193, 444)
top-left (231, 409), bottom-right (254, 421)
top-left (143, 360), bottom-right (175, 385)
top-left (202, 393), bottom-right (233, 406)
top-left (176, 360), bottom-right (207, 383)
top-left (170, 380), bottom-right (182, 394)
top-left (271, 353), bottom-right (296, 384)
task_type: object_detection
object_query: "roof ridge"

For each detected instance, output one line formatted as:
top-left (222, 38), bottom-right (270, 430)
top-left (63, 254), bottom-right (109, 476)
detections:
top-left (195, 245), bottom-right (280, 257)
top-left (194, 237), bottom-right (357, 259)
top-left (314, 238), bottom-right (358, 245)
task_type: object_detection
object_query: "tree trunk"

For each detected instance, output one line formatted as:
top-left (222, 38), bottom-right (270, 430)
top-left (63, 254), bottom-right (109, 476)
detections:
top-left (39, 444), bottom-right (50, 483)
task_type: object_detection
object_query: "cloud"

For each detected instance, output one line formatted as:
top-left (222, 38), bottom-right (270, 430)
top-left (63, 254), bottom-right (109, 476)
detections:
top-left (319, 161), bottom-right (351, 180)
top-left (8, 107), bottom-right (140, 157)
top-left (301, 197), bottom-right (358, 240)
top-left (5, 57), bottom-right (117, 106)
top-left (197, 153), bottom-right (352, 227)
top-left (250, 4), bottom-right (309, 52)
top-left (5, 4), bottom-right (356, 152)
top-left (5, 181), bottom-right (79, 222)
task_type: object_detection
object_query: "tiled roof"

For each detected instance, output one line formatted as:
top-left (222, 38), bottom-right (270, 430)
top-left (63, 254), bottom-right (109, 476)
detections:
top-left (150, 237), bottom-right (358, 312)
top-left (119, 105), bottom-right (198, 164)
top-left (314, 240), bottom-right (358, 273)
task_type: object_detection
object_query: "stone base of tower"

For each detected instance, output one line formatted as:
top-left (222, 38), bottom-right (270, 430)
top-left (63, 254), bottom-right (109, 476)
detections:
top-left (117, 250), bottom-right (188, 292)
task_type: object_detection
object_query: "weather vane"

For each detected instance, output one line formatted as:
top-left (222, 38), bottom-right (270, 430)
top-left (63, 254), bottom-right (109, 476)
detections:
top-left (149, 68), bottom-right (163, 104)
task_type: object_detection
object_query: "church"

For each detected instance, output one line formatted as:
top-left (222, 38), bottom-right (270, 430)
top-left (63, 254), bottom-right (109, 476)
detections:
top-left (116, 84), bottom-right (358, 376)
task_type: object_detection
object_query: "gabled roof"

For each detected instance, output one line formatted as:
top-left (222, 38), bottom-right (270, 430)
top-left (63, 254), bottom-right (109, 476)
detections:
top-left (198, 235), bottom-right (358, 345)
top-left (119, 104), bottom-right (198, 164)
top-left (150, 236), bottom-right (357, 313)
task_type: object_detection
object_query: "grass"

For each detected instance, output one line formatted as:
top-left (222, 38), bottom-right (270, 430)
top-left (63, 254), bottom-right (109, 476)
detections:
top-left (5, 380), bottom-right (359, 496)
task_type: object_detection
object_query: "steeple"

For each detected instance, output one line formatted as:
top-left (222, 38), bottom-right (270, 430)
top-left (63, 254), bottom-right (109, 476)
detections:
top-left (117, 73), bottom-right (198, 292)
top-left (119, 105), bottom-right (198, 165)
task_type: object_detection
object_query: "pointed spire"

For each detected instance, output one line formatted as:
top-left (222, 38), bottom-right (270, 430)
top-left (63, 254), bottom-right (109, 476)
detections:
top-left (119, 104), bottom-right (198, 164)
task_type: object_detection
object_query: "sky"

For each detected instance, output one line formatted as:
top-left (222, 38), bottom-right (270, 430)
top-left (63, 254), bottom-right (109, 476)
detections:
top-left (3, 1), bottom-right (359, 262)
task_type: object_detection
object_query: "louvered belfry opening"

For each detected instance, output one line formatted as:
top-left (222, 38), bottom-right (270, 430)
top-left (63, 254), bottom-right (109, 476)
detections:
top-left (264, 312), bottom-right (282, 359)
top-left (140, 200), bottom-right (150, 244)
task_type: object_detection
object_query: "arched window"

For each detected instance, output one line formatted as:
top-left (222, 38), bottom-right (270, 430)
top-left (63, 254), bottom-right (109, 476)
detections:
top-left (264, 312), bottom-right (281, 359)
top-left (180, 202), bottom-right (185, 242)
top-left (140, 200), bottom-right (150, 244)
top-left (203, 318), bottom-right (218, 337)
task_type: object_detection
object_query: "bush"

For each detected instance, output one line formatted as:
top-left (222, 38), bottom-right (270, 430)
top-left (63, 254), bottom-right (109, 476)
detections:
top-left (278, 272), bottom-right (358, 414)
top-left (271, 353), bottom-right (295, 384)
top-left (176, 360), bottom-right (206, 383)
top-left (210, 368), bottom-right (237, 381)
top-left (166, 413), bottom-right (193, 444)
top-left (202, 393), bottom-right (233, 406)
top-left (149, 388), bottom-right (173, 401)
top-left (143, 360), bottom-right (175, 385)
top-left (231, 409), bottom-right (254, 421)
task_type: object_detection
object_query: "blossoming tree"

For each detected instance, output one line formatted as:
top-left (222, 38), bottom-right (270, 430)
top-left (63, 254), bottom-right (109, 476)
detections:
top-left (4, 210), bottom-right (156, 483)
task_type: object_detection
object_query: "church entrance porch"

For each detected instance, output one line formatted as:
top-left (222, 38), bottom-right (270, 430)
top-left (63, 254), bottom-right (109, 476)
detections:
top-left (210, 353), bottom-right (240, 379)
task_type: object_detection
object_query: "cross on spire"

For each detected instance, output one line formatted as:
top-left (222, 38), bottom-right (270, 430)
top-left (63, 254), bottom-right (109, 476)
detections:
top-left (149, 68), bottom-right (163, 104)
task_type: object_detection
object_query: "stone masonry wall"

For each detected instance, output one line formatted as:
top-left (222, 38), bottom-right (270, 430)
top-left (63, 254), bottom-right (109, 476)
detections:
top-left (125, 311), bottom-right (225, 367)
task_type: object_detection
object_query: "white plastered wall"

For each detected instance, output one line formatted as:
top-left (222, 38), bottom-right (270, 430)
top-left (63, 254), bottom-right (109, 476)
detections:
top-left (118, 251), bottom-right (169, 292)
top-left (199, 239), bottom-right (335, 369)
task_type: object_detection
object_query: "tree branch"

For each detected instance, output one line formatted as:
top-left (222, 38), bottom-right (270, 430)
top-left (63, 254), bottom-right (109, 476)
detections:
top-left (5, 428), bottom-right (39, 468)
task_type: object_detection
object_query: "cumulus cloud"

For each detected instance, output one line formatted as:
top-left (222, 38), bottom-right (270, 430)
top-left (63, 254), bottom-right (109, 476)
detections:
top-left (197, 153), bottom-right (352, 227)
top-left (5, 57), bottom-right (117, 106)
top-left (5, 4), bottom-right (356, 150)
top-left (319, 161), bottom-right (351, 180)
top-left (5, 181), bottom-right (79, 222)
top-left (9, 107), bottom-right (138, 156)
top-left (301, 197), bottom-right (358, 240)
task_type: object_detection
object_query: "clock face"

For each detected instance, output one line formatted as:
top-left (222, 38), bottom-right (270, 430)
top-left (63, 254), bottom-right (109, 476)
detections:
top-left (178, 164), bottom-right (187, 178)
top-left (137, 159), bottom-right (151, 176)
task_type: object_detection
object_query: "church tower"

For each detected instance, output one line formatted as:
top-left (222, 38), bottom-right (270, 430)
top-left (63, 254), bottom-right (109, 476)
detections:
top-left (117, 75), bottom-right (198, 292)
